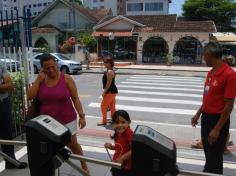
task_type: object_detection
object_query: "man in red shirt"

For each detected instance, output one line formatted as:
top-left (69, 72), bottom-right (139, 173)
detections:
top-left (191, 42), bottom-right (236, 174)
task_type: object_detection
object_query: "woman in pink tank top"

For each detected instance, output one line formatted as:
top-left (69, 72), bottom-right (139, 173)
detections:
top-left (27, 53), bottom-right (89, 173)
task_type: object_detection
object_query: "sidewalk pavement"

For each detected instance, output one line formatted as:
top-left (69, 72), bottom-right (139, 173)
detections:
top-left (87, 62), bottom-right (236, 72)
top-left (1, 63), bottom-right (236, 176)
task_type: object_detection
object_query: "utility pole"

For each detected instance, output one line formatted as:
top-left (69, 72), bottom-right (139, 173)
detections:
top-left (72, 0), bottom-right (78, 61)
top-left (18, 0), bottom-right (28, 85)
top-left (72, 0), bottom-right (77, 40)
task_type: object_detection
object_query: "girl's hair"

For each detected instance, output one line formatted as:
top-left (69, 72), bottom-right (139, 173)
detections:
top-left (104, 56), bottom-right (114, 68)
top-left (111, 110), bottom-right (131, 139)
top-left (112, 110), bottom-right (131, 124)
top-left (40, 53), bottom-right (56, 67)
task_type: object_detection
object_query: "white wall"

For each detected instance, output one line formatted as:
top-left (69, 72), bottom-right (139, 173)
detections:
top-left (37, 3), bottom-right (94, 31)
top-left (83, 0), bottom-right (117, 15)
top-left (1, 0), bottom-right (54, 18)
top-left (126, 0), bottom-right (170, 16)
top-left (136, 32), bottom-right (209, 63)
top-left (33, 33), bottom-right (58, 51)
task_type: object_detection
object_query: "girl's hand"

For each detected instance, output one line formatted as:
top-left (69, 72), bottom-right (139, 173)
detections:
top-left (104, 143), bottom-right (113, 149)
top-left (115, 156), bottom-right (123, 164)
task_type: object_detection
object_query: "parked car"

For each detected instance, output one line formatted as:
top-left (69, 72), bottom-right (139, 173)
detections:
top-left (0, 58), bottom-right (20, 72)
top-left (101, 50), bottom-right (114, 58)
top-left (33, 53), bottom-right (82, 74)
top-left (114, 48), bottom-right (136, 59)
top-left (102, 49), bottom-right (135, 59)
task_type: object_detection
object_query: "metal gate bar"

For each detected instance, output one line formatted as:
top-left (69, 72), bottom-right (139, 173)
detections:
top-left (0, 140), bottom-right (223, 176)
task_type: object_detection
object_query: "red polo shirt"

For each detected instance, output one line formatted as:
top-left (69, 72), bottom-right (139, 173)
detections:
top-left (113, 128), bottom-right (134, 170)
top-left (202, 63), bottom-right (236, 114)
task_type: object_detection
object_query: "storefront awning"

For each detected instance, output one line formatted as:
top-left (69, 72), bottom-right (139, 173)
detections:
top-left (212, 35), bottom-right (236, 42)
top-left (92, 31), bottom-right (132, 37)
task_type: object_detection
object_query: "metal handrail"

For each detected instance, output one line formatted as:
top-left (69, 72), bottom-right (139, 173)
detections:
top-left (0, 139), bottom-right (26, 146)
top-left (70, 153), bottom-right (121, 169)
top-left (0, 140), bottom-right (224, 176)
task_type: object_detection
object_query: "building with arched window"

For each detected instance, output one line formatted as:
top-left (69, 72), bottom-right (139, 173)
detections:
top-left (92, 15), bottom-right (216, 65)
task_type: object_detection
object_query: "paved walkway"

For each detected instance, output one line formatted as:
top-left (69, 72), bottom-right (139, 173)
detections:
top-left (1, 63), bottom-right (236, 176)
top-left (88, 62), bottom-right (236, 72)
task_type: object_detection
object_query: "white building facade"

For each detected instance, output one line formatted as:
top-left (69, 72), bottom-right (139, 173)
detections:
top-left (0, 0), bottom-right (54, 17)
top-left (126, 0), bottom-right (171, 16)
top-left (83, 0), bottom-right (171, 16)
top-left (83, 0), bottom-right (118, 15)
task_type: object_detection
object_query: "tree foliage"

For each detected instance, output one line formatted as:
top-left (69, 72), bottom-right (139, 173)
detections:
top-left (78, 32), bottom-right (97, 52)
top-left (182, 0), bottom-right (236, 32)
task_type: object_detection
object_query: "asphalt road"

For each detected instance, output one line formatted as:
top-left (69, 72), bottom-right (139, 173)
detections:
top-left (72, 72), bottom-right (236, 130)
top-left (1, 71), bottom-right (236, 176)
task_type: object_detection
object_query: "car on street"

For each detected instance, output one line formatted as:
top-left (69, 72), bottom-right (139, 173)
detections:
top-left (0, 58), bottom-right (20, 72)
top-left (101, 50), bottom-right (114, 58)
top-left (33, 53), bottom-right (82, 74)
top-left (102, 49), bottom-right (135, 59)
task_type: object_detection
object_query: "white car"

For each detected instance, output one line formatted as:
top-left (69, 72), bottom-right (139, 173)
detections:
top-left (33, 53), bottom-right (82, 74)
top-left (0, 58), bottom-right (20, 72)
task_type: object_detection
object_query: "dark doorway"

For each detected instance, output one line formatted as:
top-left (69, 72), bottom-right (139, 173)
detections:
top-left (173, 37), bottom-right (202, 64)
top-left (34, 37), bottom-right (49, 48)
top-left (142, 37), bottom-right (168, 63)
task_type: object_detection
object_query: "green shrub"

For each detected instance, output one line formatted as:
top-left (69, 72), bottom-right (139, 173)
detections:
top-left (9, 72), bottom-right (25, 137)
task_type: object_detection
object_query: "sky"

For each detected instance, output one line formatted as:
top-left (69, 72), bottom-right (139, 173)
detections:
top-left (169, 0), bottom-right (236, 16)
top-left (169, 0), bottom-right (186, 16)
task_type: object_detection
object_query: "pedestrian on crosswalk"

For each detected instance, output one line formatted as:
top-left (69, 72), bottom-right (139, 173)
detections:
top-left (104, 110), bottom-right (134, 176)
top-left (98, 56), bottom-right (118, 125)
top-left (191, 42), bottom-right (236, 175)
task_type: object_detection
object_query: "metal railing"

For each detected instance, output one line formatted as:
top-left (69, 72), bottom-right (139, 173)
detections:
top-left (0, 139), bottom-right (225, 176)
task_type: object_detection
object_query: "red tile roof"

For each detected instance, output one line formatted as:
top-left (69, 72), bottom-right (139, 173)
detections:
top-left (95, 15), bottom-right (216, 33)
top-left (32, 24), bottom-right (60, 34)
top-left (87, 8), bottom-right (113, 21)
top-left (173, 21), bottom-right (216, 32)
top-left (72, 1), bottom-right (112, 22)
top-left (128, 15), bottom-right (216, 32)
top-left (92, 31), bottom-right (132, 37)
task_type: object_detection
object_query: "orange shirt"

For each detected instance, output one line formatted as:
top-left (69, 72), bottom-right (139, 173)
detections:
top-left (202, 63), bottom-right (236, 114)
top-left (113, 128), bottom-right (134, 170)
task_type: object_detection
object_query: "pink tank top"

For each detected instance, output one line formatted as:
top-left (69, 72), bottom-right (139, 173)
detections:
top-left (38, 73), bottom-right (76, 124)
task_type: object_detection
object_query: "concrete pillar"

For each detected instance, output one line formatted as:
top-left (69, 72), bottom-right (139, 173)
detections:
top-left (136, 36), bottom-right (144, 64)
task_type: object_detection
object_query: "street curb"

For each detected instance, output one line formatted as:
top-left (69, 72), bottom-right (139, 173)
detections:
top-left (84, 65), bottom-right (210, 73)
top-left (80, 68), bottom-right (207, 77)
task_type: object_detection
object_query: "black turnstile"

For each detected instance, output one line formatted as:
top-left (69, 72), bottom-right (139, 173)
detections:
top-left (132, 125), bottom-right (179, 176)
top-left (25, 115), bottom-right (71, 176)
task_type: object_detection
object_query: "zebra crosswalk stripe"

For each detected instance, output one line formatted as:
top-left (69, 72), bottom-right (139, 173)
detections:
top-left (117, 85), bottom-right (203, 92)
top-left (99, 96), bottom-right (202, 105)
top-left (88, 103), bottom-right (196, 115)
top-left (122, 81), bottom-right (203, 88)
top-left (126, 78), bottom-right (204, 85)
top-left (118, 89), bottom-right (202, 98)
top-left (130, 75), bottom-right (204, 81)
